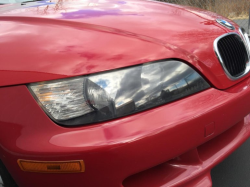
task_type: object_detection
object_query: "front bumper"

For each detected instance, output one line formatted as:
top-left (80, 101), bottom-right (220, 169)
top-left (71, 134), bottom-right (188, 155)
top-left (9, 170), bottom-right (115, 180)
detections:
top-left (1, 76), bottom-right (250, 187)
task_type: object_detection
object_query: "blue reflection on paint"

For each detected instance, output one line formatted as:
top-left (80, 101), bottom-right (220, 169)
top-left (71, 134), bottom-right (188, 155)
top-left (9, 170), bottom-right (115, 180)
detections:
top-left (61, 9), bottom-right (136, 19)
top-left (117, 0), bottom-right (127, 4)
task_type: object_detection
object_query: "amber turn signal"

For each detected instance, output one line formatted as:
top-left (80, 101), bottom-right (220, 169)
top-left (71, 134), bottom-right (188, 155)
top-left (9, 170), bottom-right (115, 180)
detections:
top-left (17, 159), bottom-right (85, 173)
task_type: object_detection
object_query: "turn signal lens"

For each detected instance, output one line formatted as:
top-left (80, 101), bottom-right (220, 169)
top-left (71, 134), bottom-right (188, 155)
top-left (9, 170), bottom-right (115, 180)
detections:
top-left (29, 78), bottom-right (94, 120)
top-left (17, 160), bottom-right (85, 173)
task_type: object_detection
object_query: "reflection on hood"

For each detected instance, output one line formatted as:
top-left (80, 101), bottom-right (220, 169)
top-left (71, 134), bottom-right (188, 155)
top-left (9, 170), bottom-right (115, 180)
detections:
top-left (61, 9), bottom-right (136, 19)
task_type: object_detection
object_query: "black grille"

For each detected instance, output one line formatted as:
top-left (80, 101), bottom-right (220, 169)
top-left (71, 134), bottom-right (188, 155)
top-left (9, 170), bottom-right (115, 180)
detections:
top-left (217, 34), bottom-right (249, 77)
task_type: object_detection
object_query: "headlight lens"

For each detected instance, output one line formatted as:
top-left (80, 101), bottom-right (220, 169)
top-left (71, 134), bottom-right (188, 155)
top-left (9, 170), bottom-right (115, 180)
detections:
top-left (29, 60), bottom-right (210, 126)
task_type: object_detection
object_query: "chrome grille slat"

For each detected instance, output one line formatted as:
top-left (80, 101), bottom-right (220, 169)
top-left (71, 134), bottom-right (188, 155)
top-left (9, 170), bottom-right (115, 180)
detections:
top-left (232, 36), bottom-right (245, 72)
top-left (214, 32), bottom-right (250, 80)
top-left (224, 37), bottom-right (236, 73)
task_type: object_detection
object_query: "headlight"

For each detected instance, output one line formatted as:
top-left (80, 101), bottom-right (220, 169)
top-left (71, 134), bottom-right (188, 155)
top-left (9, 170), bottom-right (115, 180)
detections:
top-left (29, 60), bottom-right (210, 126)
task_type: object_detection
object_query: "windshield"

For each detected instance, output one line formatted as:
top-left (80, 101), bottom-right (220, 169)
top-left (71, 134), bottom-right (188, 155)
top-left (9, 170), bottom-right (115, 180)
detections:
top-left (0, 0), bottom-right (42, 4)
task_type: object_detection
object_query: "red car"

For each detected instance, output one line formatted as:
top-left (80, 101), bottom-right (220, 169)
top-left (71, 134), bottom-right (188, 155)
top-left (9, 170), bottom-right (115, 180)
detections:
top-left (0, 0), bottom-right (250, 186)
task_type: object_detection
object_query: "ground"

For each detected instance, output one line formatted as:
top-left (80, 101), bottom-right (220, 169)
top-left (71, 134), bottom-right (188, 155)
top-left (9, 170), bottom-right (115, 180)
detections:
top-left (0, 175), bottom-right (2, 187)
top-left (233, 19), bottom-right (249, 33)
top-left (212, 138), bottom-right (250, 187)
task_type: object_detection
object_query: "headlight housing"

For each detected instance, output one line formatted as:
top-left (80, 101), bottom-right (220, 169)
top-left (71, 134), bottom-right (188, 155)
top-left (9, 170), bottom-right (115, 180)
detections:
top-left (29, 60), bottom-right (210, 126)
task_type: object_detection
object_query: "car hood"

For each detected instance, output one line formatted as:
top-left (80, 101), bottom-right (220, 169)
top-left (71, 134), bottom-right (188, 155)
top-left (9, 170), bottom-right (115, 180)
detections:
top-left (0, 0), bottom-right (243, 89)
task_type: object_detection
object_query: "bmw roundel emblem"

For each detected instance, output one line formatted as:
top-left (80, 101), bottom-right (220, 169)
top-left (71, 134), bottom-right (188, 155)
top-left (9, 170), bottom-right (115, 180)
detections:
top-left (216, 19), bottom-right (235, 30)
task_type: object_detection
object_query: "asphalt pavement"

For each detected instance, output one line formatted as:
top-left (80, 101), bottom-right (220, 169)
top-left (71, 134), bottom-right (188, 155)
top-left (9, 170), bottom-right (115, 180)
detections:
top-left (233, 19), bottom-right (249, 33)
top-left (0, 176), bottom-right (3, 187)
top-left (211, 137), bottom-right (250, 187)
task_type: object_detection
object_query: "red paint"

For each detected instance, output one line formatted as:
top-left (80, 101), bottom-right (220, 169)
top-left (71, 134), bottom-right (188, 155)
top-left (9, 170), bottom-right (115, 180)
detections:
top-left (205, 122), bottom-right (215, 137)
top-left (0, 0), bottom-right (243, 89)
top-left (1, 75), bottom-right (250, 186)
top-left (0, 0), bottom-right (249, 187)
